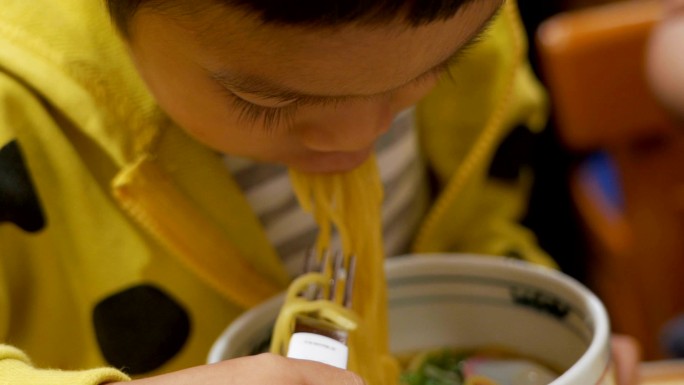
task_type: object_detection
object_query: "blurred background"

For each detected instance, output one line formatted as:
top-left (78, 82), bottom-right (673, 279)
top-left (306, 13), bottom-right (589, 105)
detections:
top-left (516, 0), bottom-right (684, 361)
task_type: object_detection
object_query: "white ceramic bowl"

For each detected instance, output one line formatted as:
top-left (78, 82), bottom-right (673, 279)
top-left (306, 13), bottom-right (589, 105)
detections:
top-left (208, 254), bottom-right (615, 385)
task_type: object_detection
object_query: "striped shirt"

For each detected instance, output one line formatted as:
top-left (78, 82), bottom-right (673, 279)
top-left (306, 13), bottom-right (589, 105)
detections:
top-left (223, 107), bottom-right (429, 277)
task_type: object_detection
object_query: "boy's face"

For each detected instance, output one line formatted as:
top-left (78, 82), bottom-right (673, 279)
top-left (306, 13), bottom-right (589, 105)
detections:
top-left (128, 0), bottom-right (503, 172)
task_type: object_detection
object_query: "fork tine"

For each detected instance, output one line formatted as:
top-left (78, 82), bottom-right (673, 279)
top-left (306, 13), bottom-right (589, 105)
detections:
top-left (301, 248), bottom-right (354, 308)
top-left (329, 251), bottom-right (344, 303)
top-left (302, 247), bottom-right (324, 300)
top-left (302, 247), bottom-right (317, 276)
top-left (320, 250), bottom-right (334, 299)
top-left (343, 255), bottom-right (356, 308)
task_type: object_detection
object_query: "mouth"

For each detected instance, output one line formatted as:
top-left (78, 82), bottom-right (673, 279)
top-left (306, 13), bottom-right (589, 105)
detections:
top-left (291, 147), bottom-right (374, 173)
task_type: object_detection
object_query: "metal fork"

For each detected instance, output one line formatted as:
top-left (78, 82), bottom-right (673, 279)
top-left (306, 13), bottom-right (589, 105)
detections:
top-left (285, 249), bottom-right (356, 369)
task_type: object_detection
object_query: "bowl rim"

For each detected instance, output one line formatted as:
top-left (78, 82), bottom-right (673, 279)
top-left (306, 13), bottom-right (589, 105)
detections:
top-left (207, 253), bottom-right (611, 385)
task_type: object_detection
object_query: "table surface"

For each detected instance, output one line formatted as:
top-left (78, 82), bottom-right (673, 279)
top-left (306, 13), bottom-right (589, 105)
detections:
top-left (640, 360), bottom-right (684, 384)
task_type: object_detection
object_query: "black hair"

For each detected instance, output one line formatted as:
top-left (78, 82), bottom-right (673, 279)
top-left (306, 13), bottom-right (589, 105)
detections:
top-left (106, 0), bottom-right (478, 37)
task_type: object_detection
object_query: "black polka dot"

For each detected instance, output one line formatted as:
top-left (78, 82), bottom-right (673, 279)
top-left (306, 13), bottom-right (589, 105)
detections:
top-left (0, 140), bottom-right (45, 232)
top-left (93, 284), bottom-right (191, 374)
top-left (488, 125), bottom-right (536, 182)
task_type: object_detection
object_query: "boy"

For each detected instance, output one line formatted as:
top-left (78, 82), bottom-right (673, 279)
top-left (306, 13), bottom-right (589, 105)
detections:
top-left (0, 0), bottom-right (553, 384)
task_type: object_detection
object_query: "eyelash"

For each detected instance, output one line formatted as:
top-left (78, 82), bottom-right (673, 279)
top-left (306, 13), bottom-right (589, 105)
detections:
top-left (416, 32), bottom-right (488, 83)
top-left (230, 95), bottom-right (298, 131)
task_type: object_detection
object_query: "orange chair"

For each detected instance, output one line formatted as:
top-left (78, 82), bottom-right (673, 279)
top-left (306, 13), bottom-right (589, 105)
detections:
top-left (536, 0), bottom-right (684, 359)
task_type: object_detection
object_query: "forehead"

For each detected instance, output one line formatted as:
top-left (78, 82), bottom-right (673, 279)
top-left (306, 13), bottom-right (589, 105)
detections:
top-left (131, 0), bottom-right (502, 96)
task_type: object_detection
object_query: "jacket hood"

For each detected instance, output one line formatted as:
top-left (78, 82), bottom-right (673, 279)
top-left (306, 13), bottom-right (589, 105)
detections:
top-left (0, 0), bottom-right (161, 167)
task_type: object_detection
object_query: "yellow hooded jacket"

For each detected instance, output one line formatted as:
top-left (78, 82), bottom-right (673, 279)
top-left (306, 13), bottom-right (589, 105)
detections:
top-left (0, 0), bottom-right (553, 383)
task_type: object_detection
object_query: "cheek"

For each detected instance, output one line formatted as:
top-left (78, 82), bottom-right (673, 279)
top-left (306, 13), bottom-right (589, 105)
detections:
top-left (133, 63), bottom-right (257, 150)
top-left (151, 81), bottom-right (228, 142)
top-left (129, 47), bottom-right (242, 149)
top-left (140, 70), bottom-right (278, 154)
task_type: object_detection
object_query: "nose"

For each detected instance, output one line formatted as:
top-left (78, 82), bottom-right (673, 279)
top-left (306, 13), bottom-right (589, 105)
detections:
top-left (295, 100), bottom-right (394, 153)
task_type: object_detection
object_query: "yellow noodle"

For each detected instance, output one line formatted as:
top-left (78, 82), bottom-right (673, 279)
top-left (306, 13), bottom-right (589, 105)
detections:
top-left (271, 156), bottom-right (399, 385)
top-left (270, 156), bottom-right (503, 385)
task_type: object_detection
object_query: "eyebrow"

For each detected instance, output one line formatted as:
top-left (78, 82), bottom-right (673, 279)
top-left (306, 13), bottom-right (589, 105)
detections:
top-left (210, 10), bottom-right (500, 105)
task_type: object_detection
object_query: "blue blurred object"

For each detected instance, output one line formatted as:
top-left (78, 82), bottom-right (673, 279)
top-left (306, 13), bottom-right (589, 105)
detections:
top-left (578, 151), bottom-right (625, 216)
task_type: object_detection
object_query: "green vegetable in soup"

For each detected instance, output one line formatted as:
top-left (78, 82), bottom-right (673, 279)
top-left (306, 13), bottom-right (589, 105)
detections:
top-left (400, 349), bottom-right (470, 385)
top-left (399, 347), bottom-right (559, 385)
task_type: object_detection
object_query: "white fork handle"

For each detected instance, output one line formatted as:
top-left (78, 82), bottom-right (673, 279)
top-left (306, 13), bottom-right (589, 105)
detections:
top-left (286, 332), bottom-right (348, 369)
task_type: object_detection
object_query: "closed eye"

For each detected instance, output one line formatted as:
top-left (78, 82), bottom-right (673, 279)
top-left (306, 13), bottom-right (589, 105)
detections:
top-left (225, 90), bottom-right (356, 132)
top-left (230, 95), bottom-right (299, 132)
top-left (223, 25), bottom-right (489, 132)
